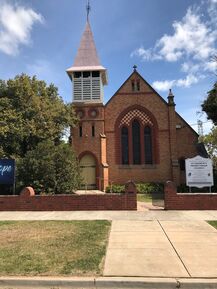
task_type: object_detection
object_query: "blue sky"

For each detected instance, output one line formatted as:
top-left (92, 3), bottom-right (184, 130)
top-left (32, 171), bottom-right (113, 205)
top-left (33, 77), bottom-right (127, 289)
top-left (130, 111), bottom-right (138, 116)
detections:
top-left (0, 0), bottom-right (216, 134)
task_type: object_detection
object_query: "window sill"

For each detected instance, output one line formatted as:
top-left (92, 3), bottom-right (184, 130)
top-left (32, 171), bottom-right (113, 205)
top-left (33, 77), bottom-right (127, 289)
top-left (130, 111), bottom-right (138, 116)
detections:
top-left (118, 164), bottom-right (157, 169)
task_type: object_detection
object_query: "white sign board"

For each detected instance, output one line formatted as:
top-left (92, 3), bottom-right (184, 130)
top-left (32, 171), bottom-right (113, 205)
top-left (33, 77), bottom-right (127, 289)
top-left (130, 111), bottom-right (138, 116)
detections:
top-left (185, 156), bottom-right (213, 188)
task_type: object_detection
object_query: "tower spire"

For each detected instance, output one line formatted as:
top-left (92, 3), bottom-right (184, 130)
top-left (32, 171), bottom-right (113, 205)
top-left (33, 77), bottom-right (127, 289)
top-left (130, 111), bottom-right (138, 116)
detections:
top-left (66, 6), bottom-right (108, 103)
top-left (86, 0), bottom-right (91, 22)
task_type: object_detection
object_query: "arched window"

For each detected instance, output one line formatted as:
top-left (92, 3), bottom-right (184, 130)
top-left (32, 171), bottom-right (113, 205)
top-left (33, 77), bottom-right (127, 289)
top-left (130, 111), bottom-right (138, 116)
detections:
top-left (132, 120), bottom-right (141, 164)
top-left (144, 126), bottom-right (153, 164)
top-left (116, 106), bottom-right (159, 166)
top-left (121, 127), bottom-right (129, 164)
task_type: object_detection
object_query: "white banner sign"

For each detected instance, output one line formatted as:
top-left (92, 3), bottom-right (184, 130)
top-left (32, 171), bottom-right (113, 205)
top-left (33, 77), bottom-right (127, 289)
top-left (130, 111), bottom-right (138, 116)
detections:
top-left (185, 155), bottom-right (213, 188)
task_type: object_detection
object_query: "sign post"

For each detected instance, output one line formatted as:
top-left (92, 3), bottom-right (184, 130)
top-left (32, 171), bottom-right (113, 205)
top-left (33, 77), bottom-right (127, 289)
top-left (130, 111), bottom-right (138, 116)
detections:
top-left (185, 156), bottom-right (213, 192)
top-left (0, 159), bottom-right (16, 194)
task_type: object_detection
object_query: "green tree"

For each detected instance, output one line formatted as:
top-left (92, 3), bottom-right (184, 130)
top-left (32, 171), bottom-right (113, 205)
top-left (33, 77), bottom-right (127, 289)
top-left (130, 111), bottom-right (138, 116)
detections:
top-left (202, 82), bottom-right (217, 125)
top-left (0, 74), bottom-right (81, 195)
top-left (0, 74), bottom-right (76, 158)
top-left (201, 56), bottom-right (217, 125)
top-left (202, 127), bottom-right (217, 169)
top-left (17, 141), bottom-right (81, 194)
top-left (201, 56), bottom-right (217, 181)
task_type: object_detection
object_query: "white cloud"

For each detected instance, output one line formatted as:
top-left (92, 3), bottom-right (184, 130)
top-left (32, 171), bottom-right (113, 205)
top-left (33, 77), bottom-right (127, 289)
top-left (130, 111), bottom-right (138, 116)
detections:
top-left (152, 80), bottom-right (175, 91)
top-left (208, 0), bottom-right (217, 23)
top-left (156, 8), bottom-right (216, 62)
top-left (132, 0), bottom-right (217, 90)
top-left (132, 6), bottom-right (216, 63)
top-left (131, 46), bottom-right (162, 61)
top-left (204, 60), bottom-right (217, 72)
top-left (0, 3), bottom-right (43, 56)
top-left (176, 74), bottom-right (199, 87)
top-left (153, 74), bottom-right (199, 91)
top-left (181, 62), bottom-right (201, 73)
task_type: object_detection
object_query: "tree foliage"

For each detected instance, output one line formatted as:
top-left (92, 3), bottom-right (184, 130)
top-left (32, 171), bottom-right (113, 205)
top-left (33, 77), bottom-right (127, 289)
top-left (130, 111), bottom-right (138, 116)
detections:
top-left (201, 56), bottom-right (217, 173)
top-left (0, 74), bottom-right (81, 194)
top-left (0, 74), bottom-right (76, 158)
top-left (17, 141), bottom-right (81, 194)
top-left (202, 56), bottom-right (217, 125)
top-left (202, 126), bottom-right (217, 169)
top-left (202, 82), bottom-right (217, 125)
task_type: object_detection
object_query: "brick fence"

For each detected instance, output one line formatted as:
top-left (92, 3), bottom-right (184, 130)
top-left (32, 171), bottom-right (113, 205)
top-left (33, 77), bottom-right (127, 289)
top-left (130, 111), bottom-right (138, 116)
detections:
top-left (164, 181), bottom-right (217, 210)
top-left (0, 186), bottom-right (137, 211)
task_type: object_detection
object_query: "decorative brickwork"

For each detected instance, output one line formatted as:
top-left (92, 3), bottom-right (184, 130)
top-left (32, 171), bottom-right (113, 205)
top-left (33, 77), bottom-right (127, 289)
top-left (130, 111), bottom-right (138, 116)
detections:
top-left (119, 109), bottom-right (153, 127)
top-left (164, 181), bottom-right (217, 210)
top-left (114, 104), bottom-right (160, 166)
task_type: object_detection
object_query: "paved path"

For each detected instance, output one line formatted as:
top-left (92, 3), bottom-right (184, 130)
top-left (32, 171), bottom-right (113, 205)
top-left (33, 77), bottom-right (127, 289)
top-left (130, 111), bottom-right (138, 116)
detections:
top-left (75, 190), bottom-right (105, 195)
top-left (0, 210), bottom-right (217, 221)
top-left (137, 201), bottom-right (164, 211)
top-left (0, 210), bottom-right (217, 281)
top-left (104, 220), bottom-right (217, 278)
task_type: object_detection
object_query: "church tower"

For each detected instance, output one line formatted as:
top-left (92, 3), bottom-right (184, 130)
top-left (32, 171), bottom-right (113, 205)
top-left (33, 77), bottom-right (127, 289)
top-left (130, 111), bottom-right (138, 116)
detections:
top-left (67, 3), bottom-right (108, 191)
top-left (66, 21), bottom-right (107, 102)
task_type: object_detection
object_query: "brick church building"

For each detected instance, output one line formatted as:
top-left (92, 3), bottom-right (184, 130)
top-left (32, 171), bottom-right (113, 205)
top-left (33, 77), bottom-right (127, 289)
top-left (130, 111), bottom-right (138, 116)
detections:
top-left (67, 19), bottom-right (198, 190)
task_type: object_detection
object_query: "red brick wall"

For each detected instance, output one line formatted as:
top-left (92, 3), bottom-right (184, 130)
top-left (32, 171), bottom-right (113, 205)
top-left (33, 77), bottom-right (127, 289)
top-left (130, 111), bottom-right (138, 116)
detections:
top-left (72, 105), bottom-right (105, 160)
top-left (71, 71), bottom-right (198, 188)
top-left (71, 104), bottom-right (105, 186)
top-left (164, 181), bottom-right (217, 210)
top-left (0, 192), bottom-right (137, 211)
top-left (104, 71), bottom-right (198, 185)
top-left (105, 73), bottom-right (170, 184)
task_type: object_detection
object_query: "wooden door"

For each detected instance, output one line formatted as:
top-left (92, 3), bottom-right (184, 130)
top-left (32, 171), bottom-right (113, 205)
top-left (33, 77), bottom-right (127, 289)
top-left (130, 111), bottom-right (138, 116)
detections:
top-left (80, 154), bottom-right (96, 189)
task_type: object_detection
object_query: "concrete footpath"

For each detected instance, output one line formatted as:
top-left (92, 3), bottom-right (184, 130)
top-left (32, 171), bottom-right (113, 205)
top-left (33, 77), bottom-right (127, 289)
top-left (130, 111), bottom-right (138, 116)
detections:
top-left (0, 209), bottom-right (217, 221)
top-left (0, 211), bottom-right (217, 288)
top-left (104, 220), bottom-right (217, 277)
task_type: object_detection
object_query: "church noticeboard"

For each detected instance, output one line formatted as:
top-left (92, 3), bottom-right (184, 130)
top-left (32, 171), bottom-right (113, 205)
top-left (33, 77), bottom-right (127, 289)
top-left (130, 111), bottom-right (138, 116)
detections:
top-left (0, 159), bottom-right (15, 185)
top-left (185, 156), bottom-right (213, 188)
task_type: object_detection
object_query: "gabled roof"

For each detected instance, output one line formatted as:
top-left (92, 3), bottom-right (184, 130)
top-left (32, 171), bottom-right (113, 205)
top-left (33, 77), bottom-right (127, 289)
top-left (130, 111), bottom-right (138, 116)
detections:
top-left (66, 21), bottom-right (107, 84)
top-left (106, 69), bottom-right (198, 136)
top-left (106, 69), bottom-right (168, 107)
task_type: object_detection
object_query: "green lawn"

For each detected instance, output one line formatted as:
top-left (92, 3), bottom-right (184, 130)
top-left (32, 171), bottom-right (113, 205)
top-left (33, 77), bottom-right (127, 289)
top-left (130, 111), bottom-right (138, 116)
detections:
top-left (137, 193), bottom-right (152, 202)
top-left (207, 221), bottom-right (217, 229)
top-left (0, 221), bottom-right (111, 276)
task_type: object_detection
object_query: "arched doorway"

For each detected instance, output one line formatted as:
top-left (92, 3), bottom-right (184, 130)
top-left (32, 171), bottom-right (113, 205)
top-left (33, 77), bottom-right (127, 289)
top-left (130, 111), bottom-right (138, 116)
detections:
top-left (79, 154), bottom-right (96, 190)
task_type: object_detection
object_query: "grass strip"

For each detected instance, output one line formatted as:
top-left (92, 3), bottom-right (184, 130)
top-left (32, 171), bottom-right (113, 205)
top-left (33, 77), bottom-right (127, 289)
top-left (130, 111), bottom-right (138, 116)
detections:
top-left (207, 221), bottom-right (217, 230)
top-left (137, 193), bottom-right (152, 202)
top-left (0, 220), bottom-right (111, 276)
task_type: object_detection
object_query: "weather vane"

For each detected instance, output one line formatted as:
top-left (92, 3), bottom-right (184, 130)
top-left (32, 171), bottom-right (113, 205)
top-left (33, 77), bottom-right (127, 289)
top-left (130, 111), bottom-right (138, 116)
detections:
top-left (86, 0), bottom-right (91, 21)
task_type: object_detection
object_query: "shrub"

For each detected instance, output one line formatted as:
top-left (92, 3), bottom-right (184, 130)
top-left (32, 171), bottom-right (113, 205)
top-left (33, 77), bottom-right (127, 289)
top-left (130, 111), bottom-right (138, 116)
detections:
top-left (17, 140), bottom-right (81, 194)
top-left (105, 182), bottom-right (164, 194)
top-left (136, 182), bottom-right (164, 194)
top-left (106, 184), bottom-right (125, 194)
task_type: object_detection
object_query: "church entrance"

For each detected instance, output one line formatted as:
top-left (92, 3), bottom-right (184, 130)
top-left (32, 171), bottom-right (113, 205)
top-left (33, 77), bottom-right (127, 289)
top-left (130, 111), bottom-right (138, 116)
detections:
top-left (80, 154), bottom-right (96, 190)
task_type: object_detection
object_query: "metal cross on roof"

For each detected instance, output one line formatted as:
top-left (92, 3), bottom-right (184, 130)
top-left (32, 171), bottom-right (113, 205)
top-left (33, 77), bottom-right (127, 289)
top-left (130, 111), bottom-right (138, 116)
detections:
top-left (133, 65), bottom-right (137, 71)
top-left (86, 0), bottom-right (91, 21)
